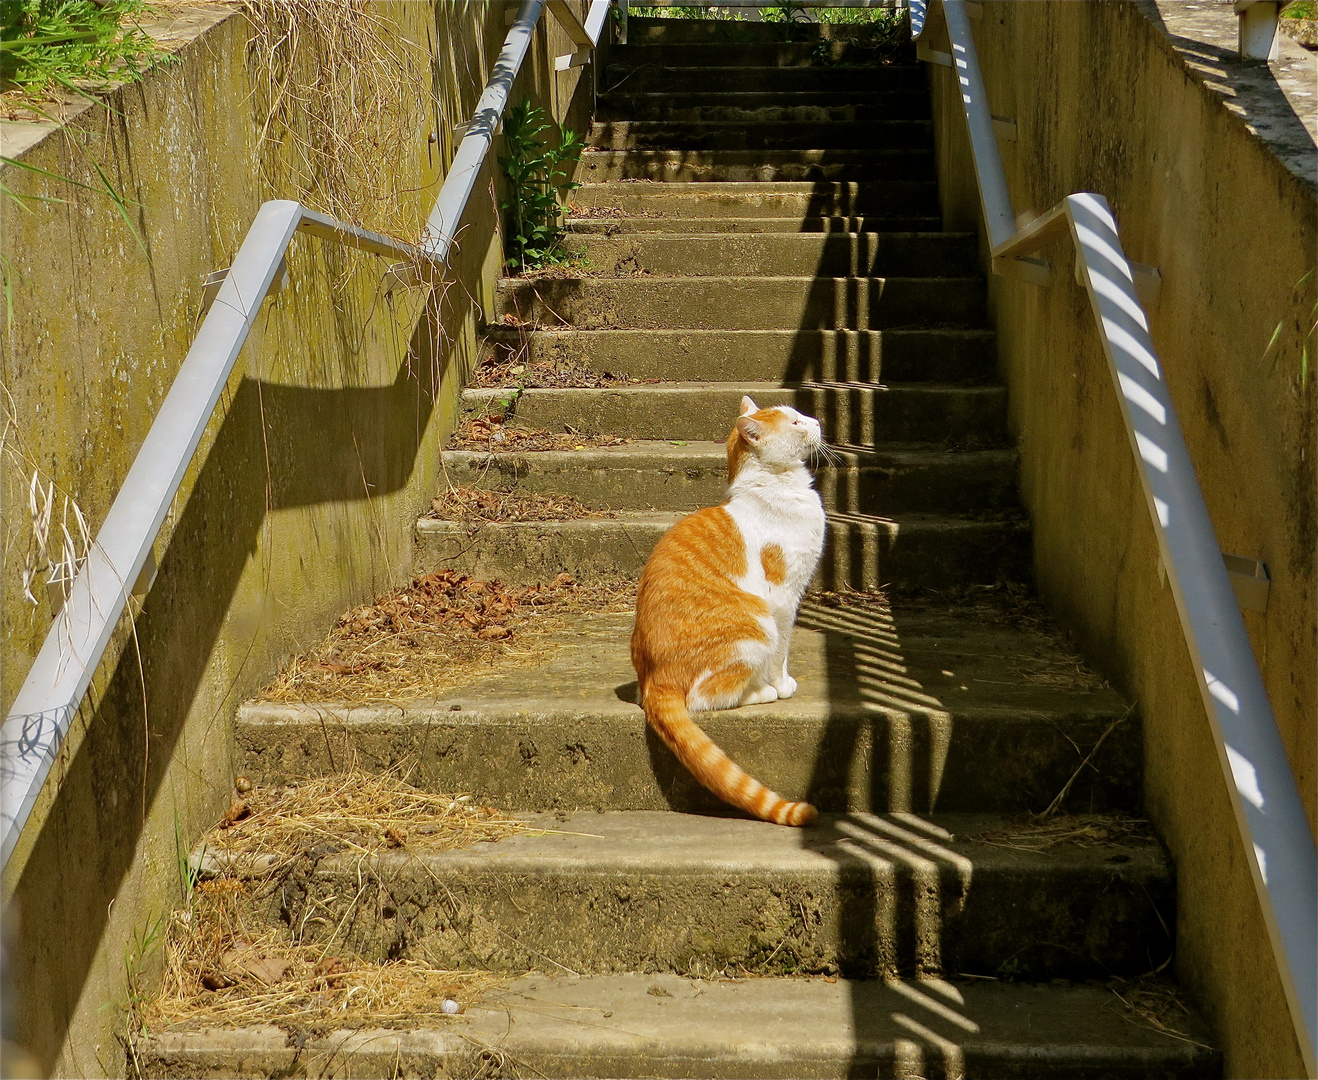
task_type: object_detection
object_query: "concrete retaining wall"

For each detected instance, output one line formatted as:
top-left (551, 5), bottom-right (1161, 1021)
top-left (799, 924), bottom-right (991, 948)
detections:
top-left (922, 2), bottom-right (1315, 1076)
top-left (0, 2), bottom-right (594, 1074)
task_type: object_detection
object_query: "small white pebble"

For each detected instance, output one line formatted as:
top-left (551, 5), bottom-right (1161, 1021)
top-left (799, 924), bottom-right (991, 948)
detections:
top-left (442, 998), bottom-right (460, 1015)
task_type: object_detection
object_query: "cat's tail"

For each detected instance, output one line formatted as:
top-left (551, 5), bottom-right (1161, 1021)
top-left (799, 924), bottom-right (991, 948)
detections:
top-left (643, 685), bottom-right (817, 827)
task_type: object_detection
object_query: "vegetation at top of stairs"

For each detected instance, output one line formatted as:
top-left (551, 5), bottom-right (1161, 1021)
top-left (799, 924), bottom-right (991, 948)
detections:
top-left (499, 100), bottom-right (585, 273)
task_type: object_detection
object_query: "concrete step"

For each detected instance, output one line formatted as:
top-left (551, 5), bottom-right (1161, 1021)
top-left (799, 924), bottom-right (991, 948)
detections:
top-left (623, 16), bottom-right (918, 46)
top-left (463, 384), bottom-right (1006, 446)
top-left (587, 119), bottom-right (933, 151)
top-left (440, 442), bottom-right (1018, 515)
top-left (497, 276), bottom-right (983, 330)
top-left (138, 973), bottom-right (1220, 1079)
top-left (566, 214), bottom-right (945, 234)
top-left (414, 510), bottom-right (1029, 589)
top-left (608, 41), bottom-right (918, 68)
top-left (481, 328), bottom-right (995, 384)
top-left (241, 604), bottom-right (1138, 817)
top-left (577, 147), bottom-right (934, 183)
top-left (196, 809), bottom-right (1172, 981)
top-left (570, 180), bottom-right (940, 218)
top-left (563, 232), bottom-right (978, 278)
top-left (602, 64), bottom-right (920, 95)
top-left (597, 91), bottom-right (930, 123)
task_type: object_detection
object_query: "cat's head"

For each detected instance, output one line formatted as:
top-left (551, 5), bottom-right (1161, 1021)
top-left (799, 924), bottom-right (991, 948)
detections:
top-left (727, 396), bottom-right (823, 481)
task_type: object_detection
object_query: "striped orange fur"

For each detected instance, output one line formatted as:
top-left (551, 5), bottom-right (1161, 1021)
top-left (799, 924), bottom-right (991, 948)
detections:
top-left (631, 397), bottom-right (826, 827)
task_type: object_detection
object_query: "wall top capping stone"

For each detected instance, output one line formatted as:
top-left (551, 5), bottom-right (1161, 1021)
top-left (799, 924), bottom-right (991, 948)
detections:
top-left (0, 2), bottom-right (240, 162)
top-left (1135, 1), bottom-right (1318, 193)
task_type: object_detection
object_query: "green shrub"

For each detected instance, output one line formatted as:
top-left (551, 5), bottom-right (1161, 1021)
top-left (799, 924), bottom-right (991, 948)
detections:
top-left (498, 100), bottom-right (584, 273)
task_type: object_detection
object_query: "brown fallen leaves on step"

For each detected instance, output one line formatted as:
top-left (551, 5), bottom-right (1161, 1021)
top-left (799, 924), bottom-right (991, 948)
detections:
top-left (429, 486), bottom-right (616, 525)
top-left (447, 415), bottom-right (631, 453)
top-left (333, 569), bottom-right (578, 641)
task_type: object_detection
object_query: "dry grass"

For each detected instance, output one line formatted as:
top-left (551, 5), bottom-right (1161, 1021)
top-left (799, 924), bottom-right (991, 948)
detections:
top-left (259, 571), bottom-right (634, 705)
top-left (240, 0), bottom-right (432, 243)
top-left (447, 416), bottom-right (632, 454)
top-left (429, 488), bottom-right (615, 525)
top-left (203, 764), bottom-right (532, 865)
top-left (144, 765), bottom-right (529, 1033)
top-left (1106, 976), bottom-right (1217, 1051)
top-left (976, 813), bottom-right (1156, 853)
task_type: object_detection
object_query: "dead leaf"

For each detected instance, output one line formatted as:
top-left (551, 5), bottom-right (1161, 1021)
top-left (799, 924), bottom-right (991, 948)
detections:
top-left (242, 957), bottom-right (291, 985)
top-left (477, 625), bottom-right (512, 641)
top-left (218, 799), bottom-right (251, 828)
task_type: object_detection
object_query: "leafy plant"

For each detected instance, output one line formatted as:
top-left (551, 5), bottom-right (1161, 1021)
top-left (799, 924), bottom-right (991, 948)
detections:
top-left (0, 0), bottom-right (165, 96)
top-left (498, 100), bottom-right (584, 273)
top-left (763, 0), bottom-right (812, 39)
top-left (628, 4), bottom-right (745, 17)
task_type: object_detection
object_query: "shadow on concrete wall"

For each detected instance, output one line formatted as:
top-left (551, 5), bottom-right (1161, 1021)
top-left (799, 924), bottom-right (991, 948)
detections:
top-left (4, 288), bottom-right (459, 1074)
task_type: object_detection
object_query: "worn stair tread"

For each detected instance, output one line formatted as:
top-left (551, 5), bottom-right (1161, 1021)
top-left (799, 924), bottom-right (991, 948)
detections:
top-left (242, 605), bottom-right (1126, 729)
top-left (562, 231), bottom-right (976, 277)
top-left (497, 275), bottom-right (985, 331)
top-left (462, 382), bottom-right (1006, 445)
top-left (413, 511), bottom-right (1029, 590)
top-left (569, 180), bottom-right (940, 218)
top-left (193, 807), bottom-right (1172, 981)
top-left (479, 326), bottom-right (994, 384)
top-left (140, 974), bottom-right (1219, 1079)
top-left (442, 439), bottom-right (1015, 466)
top-left (564, 215), bottom-right (944, 234)
top-left (241, 603), bottom-right (1137, 819)
top-left (201, 808), bottom-right (1166, 878)
top-left (577, 148), bottom-right (935, 183)
top-left (587, 119), bottom-right (933, 151)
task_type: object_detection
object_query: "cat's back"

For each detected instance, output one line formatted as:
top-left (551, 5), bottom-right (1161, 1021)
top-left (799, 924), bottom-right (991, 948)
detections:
top-left (639, 503), bottom-right (753, 592)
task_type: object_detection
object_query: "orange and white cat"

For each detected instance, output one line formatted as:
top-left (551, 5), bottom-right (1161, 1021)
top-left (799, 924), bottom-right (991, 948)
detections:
top-left (631, 396), bottom-right (826, 827)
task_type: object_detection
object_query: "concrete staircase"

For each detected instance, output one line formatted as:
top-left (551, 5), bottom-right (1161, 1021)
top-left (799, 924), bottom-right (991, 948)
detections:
top-left (144, 16), bottom-right (1221, 1079)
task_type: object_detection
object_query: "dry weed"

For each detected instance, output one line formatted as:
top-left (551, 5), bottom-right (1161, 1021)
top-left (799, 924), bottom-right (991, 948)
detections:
top-left (976, 813), bottom-right (1156, 853)
top-left (145, 765), bottom-right (528, 1032)
top-left (1106, 977), bottom-right (1216, 1051)
top-left (240, 0), bottom-right (432, 242)
top-left (203, 763), bottom-right (531, 865)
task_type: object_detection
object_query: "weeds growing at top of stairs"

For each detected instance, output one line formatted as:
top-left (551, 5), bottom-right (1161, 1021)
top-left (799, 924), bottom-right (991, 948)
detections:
top-left (0, 0), bottom-right (167, 98)
top-left (499, 100), bottom-right (584, 273)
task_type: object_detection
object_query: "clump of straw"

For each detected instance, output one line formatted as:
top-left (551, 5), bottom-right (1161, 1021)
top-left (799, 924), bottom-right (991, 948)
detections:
top-left (240, 0), bottom-right (432, 241)
top-left (203, 763), bottom-right (533, 866)
top-left (145, 764), bottom-right (525, 1033)
top-left (977, 813), bottom-right (1155, 853)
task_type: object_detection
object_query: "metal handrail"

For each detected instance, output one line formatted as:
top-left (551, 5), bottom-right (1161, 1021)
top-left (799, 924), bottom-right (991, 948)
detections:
top-left (0, 0), bottom-right (610, 869)
top-left (912, 1), bottom-right (1316, 1070)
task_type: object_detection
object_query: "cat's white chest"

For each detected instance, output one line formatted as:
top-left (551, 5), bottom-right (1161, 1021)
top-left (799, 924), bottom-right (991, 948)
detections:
top-left (726, 478), bottom-right (826, 600)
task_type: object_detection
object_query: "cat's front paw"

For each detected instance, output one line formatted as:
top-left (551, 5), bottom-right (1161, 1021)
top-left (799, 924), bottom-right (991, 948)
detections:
top-left (741, 684), bottom-right (780, 706)
top-left (774, 674), bottom-right (798, 699)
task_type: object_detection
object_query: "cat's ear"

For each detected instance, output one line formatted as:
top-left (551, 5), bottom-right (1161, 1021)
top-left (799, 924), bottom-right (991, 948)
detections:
top-left (739, 395), bottom-right (757, 417)
top-left (735, 415), bottom-right (762, 443)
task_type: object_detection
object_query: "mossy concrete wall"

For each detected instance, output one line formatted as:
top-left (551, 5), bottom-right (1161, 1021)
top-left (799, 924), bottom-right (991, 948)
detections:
top-left (0, 2), bottom-right (595, 1075)
top-left (922, 2), bottom-right (1315, 1076)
